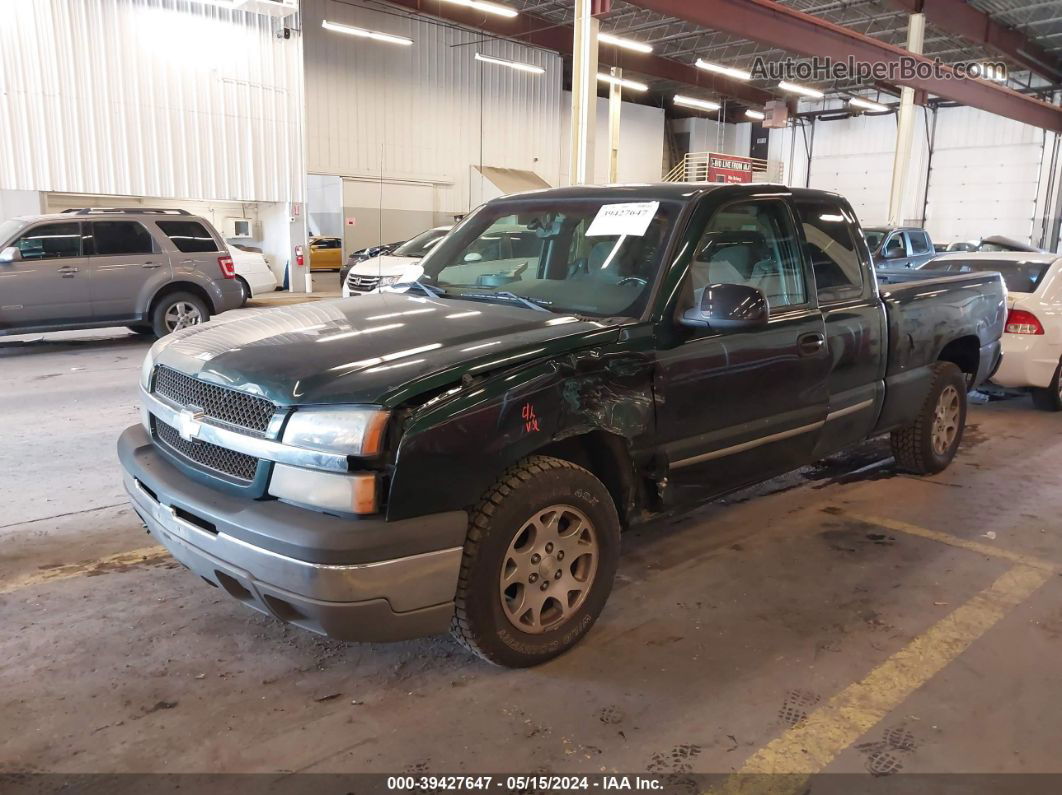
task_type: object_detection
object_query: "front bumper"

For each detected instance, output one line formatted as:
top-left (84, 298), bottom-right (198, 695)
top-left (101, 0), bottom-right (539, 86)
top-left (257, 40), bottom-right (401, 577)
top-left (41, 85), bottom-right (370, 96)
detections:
top-left (990, 335), bottom-right (1061, 390)
top-left (118, 425), bottom-right (465, 642)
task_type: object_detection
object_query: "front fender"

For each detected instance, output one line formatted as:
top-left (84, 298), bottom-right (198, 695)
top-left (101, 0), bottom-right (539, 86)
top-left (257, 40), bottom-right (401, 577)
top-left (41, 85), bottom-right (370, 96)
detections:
top-left (384, 342), bottom-right (655, 522)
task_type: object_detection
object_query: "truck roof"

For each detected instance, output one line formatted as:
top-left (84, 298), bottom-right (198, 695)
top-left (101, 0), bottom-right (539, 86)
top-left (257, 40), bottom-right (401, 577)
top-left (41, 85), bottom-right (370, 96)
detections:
top-left (500, 183), bottom-right (848, 204)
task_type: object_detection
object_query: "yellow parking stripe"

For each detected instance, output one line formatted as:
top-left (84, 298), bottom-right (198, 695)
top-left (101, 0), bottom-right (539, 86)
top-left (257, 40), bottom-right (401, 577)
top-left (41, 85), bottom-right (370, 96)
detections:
top-left (714, 563), bottom-right (1051, 793)
top-left (0, 546), bottom-right (167, 595)
top-left (847, 512), bottom-right (1058, 572)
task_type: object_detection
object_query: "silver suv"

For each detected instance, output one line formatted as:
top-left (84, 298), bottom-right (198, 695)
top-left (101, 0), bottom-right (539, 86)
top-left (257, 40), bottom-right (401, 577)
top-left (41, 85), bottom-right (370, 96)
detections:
top-left (0, 208), bottom-right (244, 337)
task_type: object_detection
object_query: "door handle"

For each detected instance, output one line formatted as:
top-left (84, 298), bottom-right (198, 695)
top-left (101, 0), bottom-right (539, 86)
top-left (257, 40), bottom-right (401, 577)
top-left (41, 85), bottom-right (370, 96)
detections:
top-left (180, 259), bottom-right (195, 265)
top-left (798, 332), bottom-right (825, 356)
top-left (142, 261), bottom-right (161, 269)
top-left (58, 265), bottom-right (79, 278)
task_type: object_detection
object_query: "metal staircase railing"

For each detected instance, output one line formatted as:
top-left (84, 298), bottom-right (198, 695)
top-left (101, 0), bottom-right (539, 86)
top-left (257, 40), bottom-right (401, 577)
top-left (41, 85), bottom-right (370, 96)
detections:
top-left (661, 152), bottom-right (784, 184)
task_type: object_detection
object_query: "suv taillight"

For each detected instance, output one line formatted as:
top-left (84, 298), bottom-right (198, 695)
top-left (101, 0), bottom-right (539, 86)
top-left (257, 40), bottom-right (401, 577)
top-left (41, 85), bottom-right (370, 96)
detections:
top-left (1005, 308), bottom-right (1044, 335)
top-left (218, 255), bottom-right (235, 280)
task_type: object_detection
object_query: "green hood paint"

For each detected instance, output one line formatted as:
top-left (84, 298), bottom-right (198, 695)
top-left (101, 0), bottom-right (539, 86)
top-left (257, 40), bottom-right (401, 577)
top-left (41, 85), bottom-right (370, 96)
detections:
top-left (152, 293), bottom-right (620, 407)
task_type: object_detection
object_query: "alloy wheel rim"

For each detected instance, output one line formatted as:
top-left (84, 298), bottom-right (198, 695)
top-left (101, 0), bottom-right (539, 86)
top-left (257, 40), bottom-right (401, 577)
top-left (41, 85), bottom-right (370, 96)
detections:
top-left (499, 504), bottom-right (599, 635)
top-left (931, 385), bottom-right (961, 455)
top-left (165, 301), bottom-right (203, 332)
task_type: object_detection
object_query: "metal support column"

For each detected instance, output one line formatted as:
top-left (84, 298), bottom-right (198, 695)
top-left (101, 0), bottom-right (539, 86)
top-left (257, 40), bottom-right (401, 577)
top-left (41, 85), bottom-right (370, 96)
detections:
top-left (569, 0), bottom-right (599, 185)
top-left (888, 12), bottom-right (925, 226)
top-left (607, 66), bottom-right (622, 183)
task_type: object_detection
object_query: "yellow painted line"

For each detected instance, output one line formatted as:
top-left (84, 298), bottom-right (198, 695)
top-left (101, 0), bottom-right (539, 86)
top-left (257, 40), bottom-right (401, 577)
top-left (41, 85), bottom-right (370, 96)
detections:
top-left (713, 563), bottom-right (1052, 793)
top-left (847, 512), bottom-right (1058, 573)
top-left (0, 545), bottom-right (167, 595)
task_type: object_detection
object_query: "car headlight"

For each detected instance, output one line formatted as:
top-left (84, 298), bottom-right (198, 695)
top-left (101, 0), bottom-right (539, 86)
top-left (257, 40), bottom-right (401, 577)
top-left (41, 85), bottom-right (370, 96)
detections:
top-left (140, 350), bottom-right (155, 391)
top-left (282, 406), bottom-right (389, 457)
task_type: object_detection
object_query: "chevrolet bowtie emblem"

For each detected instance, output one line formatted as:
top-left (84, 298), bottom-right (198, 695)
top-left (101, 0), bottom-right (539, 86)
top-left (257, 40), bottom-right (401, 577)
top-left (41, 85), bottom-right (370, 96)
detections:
top-left (177, 408), bottom-right (206, 442)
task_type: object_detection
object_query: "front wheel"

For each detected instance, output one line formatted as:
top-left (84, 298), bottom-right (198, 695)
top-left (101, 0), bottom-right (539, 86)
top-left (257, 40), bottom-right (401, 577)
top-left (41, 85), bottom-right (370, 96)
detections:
top-left (1031, 358), bottom-right (1062, 412)
top-left (451, 456), bottom-right (620, 667)
top-left (891, 361), bottom-right (967, 474)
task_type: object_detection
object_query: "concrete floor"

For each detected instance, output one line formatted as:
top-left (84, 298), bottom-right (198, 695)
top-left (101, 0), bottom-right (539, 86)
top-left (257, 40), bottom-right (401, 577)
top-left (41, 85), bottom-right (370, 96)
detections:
top-left (3, 305), bottom-right (1062, 779)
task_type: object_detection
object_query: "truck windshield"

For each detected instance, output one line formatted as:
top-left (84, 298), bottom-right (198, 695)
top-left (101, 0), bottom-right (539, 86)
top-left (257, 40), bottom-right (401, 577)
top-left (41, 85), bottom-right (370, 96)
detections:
top-left (418, 198), bottom-right (680, 318)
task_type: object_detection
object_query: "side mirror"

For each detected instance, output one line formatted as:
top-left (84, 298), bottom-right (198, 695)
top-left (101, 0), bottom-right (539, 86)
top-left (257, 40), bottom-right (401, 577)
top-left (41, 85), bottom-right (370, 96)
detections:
top-left (0, 246), bottom-right (21, 263)
top-left (883, 245), bottom-right (904, 259)
top-left (463, 252), bottom-right (483, 263)
top-left (680, 283), bottom-right (769, 330)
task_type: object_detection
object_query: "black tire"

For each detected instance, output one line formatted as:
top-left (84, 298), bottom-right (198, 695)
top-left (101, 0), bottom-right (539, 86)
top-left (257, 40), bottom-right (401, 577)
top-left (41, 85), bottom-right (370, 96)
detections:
top-left (891, 361), bottom-right (967, 474)
top-left (127, 324), bottom-right (155, 336)
top-left (451, 455), bottom-right (620, 668)
top-left (235, 276), bottom-right (250, 308)
top-left (1030, 358), bottom-right (1062, 412)
top-left (150, 291), bottom-right (210, 337)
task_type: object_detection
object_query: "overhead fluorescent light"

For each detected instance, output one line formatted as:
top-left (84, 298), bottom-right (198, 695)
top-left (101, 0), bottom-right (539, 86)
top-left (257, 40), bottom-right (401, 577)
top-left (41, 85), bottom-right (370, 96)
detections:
top-left (474, 52), bottom-right (545, 75)
top-left (848, 96), bottom-right (889, 112)
top-left (597, 73), bottom-right (648, 92)
top-left (439, 0), bottom-right (518, 18)
top-left (321, 20), bottom-right (413, 46)
top-left (778, 80), bottom-right (824, 99)
top-left (745, 109), bottom-right (765, 120)
top-left (598, 32), bottom-right (653, 54)
top-left (674, 95), bottom-right (720, 112)
top-left (695, 59), bottom-right (751, 81)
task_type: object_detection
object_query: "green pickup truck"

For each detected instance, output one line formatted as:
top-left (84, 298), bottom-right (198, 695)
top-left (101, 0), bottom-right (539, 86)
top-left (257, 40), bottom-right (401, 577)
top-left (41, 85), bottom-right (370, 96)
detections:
top-left (119, 184), bottom-right (1005, 667)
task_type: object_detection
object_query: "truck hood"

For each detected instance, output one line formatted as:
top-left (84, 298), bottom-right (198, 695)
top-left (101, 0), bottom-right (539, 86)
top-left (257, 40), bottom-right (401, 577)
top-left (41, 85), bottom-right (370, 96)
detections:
top-left (151, 293), bottom-right (618, 407)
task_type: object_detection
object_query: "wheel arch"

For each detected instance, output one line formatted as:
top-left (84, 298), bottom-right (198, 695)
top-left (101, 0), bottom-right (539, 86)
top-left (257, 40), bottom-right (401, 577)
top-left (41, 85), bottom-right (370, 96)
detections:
top-left (147, 281), bottom-right (215, 319)
top-left (937, 334), bottom-right (981, 384)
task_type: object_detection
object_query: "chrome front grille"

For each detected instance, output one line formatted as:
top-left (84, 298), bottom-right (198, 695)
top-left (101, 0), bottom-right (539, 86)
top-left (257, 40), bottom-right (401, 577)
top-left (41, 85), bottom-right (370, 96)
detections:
top-left (152, 366), bottom-right (275, 434)
top-left (346, 273), bottom-right (381, 293)
top-left (153, 417), bottom-right (259, 483)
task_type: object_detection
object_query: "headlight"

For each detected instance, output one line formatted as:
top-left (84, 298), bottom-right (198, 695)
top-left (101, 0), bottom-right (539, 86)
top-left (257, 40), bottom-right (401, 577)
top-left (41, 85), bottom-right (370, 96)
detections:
top-left (282, 406), bottom-right (389, 457)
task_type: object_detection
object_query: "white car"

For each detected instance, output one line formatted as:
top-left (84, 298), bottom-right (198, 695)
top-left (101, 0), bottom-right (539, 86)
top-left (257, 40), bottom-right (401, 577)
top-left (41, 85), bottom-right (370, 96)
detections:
top-left (342, 226), bottom-right (451, 297)
top-left (926, 252), bottom-right (1062, 410)
top-left (228, 244), bottom-right (278, 305)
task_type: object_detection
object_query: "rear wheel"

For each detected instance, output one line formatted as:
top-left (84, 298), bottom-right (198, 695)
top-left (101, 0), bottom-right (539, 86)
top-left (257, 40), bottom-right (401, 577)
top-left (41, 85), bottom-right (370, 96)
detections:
top-left (235, 276), bottom-right (250, 308)
top-left (151, 292), bottom-right (210, 337)
top-left (891, 361), bottom-right (967, 474)
top-left (1031, 358), bottom-right (1062, 412)
top-left (451, 456), bottom-right (620, 668)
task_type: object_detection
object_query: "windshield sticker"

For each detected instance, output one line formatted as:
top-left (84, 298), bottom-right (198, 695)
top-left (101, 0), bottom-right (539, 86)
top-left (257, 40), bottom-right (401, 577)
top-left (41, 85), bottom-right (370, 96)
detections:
top-left (586, 201), bottom-right (660, 237)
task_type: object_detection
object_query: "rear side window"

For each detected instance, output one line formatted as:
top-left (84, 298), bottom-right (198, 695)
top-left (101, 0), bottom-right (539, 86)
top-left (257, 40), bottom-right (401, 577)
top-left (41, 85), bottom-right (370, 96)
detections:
top-left (156, 220), bottom-right (218, 253)
top-left (12, 222), bottom-right (82, 260)
top-left (934, 258), bottom-right (1053, 293)
top-left (907, 230), bottom-right (931, 255)
top-left (795, 200), bottom-right (865, 302)
top-left (90, 221), bottom-right (154, 255)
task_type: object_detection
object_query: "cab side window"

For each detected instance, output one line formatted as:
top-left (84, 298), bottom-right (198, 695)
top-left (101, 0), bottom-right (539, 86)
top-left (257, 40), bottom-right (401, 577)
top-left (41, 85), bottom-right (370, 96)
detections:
top-left (689, 200), bottom-right (807, 309)
top-left (13, 222), bottom-right (82, 260)
top-left (882, 234), bottom-right (906, 258)
top-left (907, 230), bottom-right (931, 255)
top-left (794, 200), bottom-right (865, 303)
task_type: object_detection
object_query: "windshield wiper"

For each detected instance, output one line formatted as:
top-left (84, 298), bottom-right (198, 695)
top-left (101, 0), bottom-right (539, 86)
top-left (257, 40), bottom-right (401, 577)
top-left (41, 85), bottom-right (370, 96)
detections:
top-left (457, 291), bottom-right (551, 313)
top-left (395, 279), bottom-right (446, 298)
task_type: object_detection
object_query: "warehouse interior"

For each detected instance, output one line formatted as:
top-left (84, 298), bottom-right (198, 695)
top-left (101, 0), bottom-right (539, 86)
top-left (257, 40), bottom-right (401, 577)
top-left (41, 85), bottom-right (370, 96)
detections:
top-left (2, 0), bottom-right (1062, 790)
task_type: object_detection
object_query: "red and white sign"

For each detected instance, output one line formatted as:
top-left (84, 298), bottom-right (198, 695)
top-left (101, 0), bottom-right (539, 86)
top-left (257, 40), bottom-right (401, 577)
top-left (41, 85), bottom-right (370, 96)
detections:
top-left (707, 153), bottom-right (754, 184)
top-left (346, 217), bottom-right (356, 226)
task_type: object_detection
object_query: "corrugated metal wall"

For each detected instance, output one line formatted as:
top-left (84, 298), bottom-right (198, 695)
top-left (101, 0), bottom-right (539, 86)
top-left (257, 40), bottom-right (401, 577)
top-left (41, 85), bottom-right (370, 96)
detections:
top-left (0, 0), bottom-right (303, 203)
top-left (303, 0), bottom-right (562, 215)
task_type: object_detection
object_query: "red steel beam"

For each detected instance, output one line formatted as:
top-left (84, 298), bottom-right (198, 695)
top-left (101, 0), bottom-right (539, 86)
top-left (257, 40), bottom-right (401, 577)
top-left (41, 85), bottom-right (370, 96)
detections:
top-left (888, 0), bottom-right (1062, 84)
top-left (382, 0), bottom-right (776, 107)
top-left (628, 0), bottom-right (1062, 132)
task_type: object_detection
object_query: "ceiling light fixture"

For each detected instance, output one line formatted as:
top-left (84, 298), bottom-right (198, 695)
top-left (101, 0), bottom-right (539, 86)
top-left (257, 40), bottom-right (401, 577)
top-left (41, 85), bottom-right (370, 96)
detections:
top-left (674, 94), bottom-right (721, 112)
top-left (474, 52), bottom-right (545, 74)
top-left (695, 59), bottom-right (751, 81)
top-left (745, 109), bottom-right (765, 120)
top-left (321, 20), bottom-right (413, 46)
top-left (598, 32), bottom-right (653, 54)
top-left (597, 73), bottom-right (648, 92)
top-left (439, 0), bottom-right (518, 18)
top-left (848, 96), bottom-right (889, 112)
top-left (778, 80), bottom-right (824, 98)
